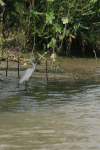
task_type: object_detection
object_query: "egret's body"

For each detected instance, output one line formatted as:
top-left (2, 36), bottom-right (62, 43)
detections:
top-left (19, 58), bottom-right (35, 87)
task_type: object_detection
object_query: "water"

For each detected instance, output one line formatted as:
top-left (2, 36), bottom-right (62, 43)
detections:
top-left (0, 78), bottom-right (100, 149)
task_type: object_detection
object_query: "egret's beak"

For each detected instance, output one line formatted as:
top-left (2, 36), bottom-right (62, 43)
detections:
top-left (35, 59), bottom-right (40, 65)
top-left (32, 58), bottom-right (35, 62)
top-left (34, 59), bottom-right (37, 63)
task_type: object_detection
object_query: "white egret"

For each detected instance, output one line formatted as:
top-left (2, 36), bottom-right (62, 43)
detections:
top-left (19, 57), bottom-right (35, 89)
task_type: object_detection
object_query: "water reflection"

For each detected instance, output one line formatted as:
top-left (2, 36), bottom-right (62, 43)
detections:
top-left (0, 79), bottom-right (100, 149)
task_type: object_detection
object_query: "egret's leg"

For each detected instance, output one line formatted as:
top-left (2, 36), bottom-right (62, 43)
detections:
top-left (18, 83), bottom-right (19, 88)
top-left (25, 81), bottom-right (28, 90)
top-left (25, 81), bottom-right (30, 91)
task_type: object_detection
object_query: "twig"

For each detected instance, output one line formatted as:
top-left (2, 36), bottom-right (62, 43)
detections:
top-left (46, 60), bottom-right (48, 82)
top-left (93, 50), bottom-right (97, 67)
top-left (18, 57), bottom-right (20, 78)
top-left (6, 57), bottom-right (8, 77)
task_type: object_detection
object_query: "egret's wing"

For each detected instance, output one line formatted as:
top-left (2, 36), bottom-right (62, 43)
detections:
top-left (19, 68), bottom-right (33, 84)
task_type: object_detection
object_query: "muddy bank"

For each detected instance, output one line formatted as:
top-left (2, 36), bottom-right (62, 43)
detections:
top-left (0, 57), bottom-right (100, 82)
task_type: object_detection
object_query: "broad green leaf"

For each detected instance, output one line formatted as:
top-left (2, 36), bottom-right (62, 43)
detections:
top-left (98, 9), bottom-right (100, 13)
top-left (52, 23), bottom-right (62, 33)
top-left (46, 12), bottom-right (55, 24)
top-left (66, 30), bottom-right (70, 36)
top-left (47, 37), bottom-right (56, 48)
top-left (68, 16), bottom-right (73, 22)
top-left (69, 2), bottom-right (74, 8)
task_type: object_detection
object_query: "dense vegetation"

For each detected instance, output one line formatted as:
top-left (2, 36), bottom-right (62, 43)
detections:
top-left (0, 0), bottom-right (100, 57)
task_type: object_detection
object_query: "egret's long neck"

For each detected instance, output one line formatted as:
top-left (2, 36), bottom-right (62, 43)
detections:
top-left (31, 62), bottom-right (35, 72)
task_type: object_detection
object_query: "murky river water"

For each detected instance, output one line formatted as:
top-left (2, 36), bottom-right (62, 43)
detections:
top-left (0, 77), bottom-right (100, 149)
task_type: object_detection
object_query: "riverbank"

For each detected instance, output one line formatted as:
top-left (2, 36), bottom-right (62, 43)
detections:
top-left (0, 57), bottom-right (100, 82)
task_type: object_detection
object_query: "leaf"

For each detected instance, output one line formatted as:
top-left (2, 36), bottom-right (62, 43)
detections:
top-left (47, 0), bottom-right (54, 2)
top-left (46, 12), bottom-right (55, 24)
top-left (74, 23), bottom-right (80, 33)
top-left (52, 23), bottom-right (62, 33)
top-left (66, 30), bottom-right (70, 36)
top-left (59, 35), bottom-right (64, 40)
top-left (90, 0), bottom-right (97, 2)
top-left (0, 0), bottom-right (5, 6)
top-left (70, 34), bottom-right (75, 39)
top-left (69, 2), bottom-right (74, 8)
top-left (62, 17), bottom-right (68, 24)
top-left (80, 24), bottom-right (90, 29)
top-left (33, 11), bottom-right (44, 15)
top-left (53, 53), bottom-right (57, 62)
top-left (98, 9), bottom-right (100, 13)
top-left (51, 53), bottom-right (57, 62)
top-left (43, 43), bottom-right (46, 50)
top-left (47, 37), bottom-right (56, 48)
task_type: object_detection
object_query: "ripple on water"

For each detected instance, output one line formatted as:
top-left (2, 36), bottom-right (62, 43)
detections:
top-left (0, 79), bottom-right (100, 149)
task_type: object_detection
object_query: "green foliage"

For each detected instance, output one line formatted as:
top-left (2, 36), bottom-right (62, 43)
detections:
top-left (0, 0), bottom-right (5, 6)
top-left (53, 53), bottom-right (57, 62)
top-left (1, 0), bottom-right (100, 56)
top-left (47, 37), bottom-right (56, 48)
top-left (32, 0), bottom-right (99, 54)
top-left (19, 56), bottom-right (24, 59)
top-left (23, 49), bottom-right (28, 54)
top-left (46, 12), bottom-right (55, 24)
top-left (52, 23), bottom-right (62, 34)
top-left (43, 43), bottom-right (46, 50)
